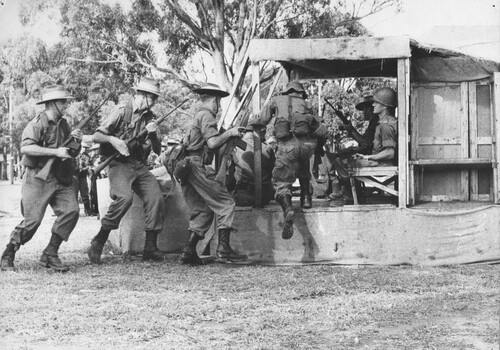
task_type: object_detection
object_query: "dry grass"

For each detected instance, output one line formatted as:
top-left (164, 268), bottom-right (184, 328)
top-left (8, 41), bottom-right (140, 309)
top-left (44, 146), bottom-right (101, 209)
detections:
top-left (0, 250), bottom-right (498, 350)
top-left (0, 192), bottom-right (498, 350)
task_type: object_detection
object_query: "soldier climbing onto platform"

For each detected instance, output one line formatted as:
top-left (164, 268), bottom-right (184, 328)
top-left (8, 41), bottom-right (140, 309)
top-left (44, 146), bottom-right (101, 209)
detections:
top-left (248, 81), bottom-right (328, 240)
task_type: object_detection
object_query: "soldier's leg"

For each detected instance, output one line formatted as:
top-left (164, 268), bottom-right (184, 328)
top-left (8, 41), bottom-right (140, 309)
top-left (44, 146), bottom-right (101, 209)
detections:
top-left (39, 180), bottom-right (80, 272)
top-left (273, 140), bottom-right (299, 239)
top-left (179, 178), bottom-right (213, 265)
top-left (88, 162), bottom-right (135, 263)
top-left (1, 169), bottom-right (54, 271)
top-left (298, 140), bottom-right (316, 209)
top-left (79, 175), bottom-right (91, 214)
top-left (133, 166), bottom-right (167, 261)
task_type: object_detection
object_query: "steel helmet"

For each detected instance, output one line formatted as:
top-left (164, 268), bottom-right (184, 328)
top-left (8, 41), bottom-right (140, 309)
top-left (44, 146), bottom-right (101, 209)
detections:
top-left (283, 81), bottom-right (306, 95)
top-left (373, 87), bottom-right (397, 108)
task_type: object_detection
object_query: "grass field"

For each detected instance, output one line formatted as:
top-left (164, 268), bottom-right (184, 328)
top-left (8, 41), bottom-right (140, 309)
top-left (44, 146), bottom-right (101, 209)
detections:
top-left (0, 183), bottom-right (498, 350)
top-left (1, 247), bottom-right (498, 349)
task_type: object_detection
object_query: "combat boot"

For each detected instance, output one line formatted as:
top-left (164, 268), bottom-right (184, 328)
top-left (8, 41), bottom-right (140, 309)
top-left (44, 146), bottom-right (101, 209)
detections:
top-left (299, 178), bottom-right (312, 209)
top-left (179, 231), bottom-right (204, 265)
top-left (277, 194), bottom-right (295, 239)
top-left (39, 253), bottom-right (70, 272)
top-left (0, 243), bottom-right (18, 272)
top-left (143, 230), bottom-right (168, 261)
top-left (87, 227), bottom-right (110, 264)
top-left (216, 228), bottom-right (247, 262)
top-left (40, 233), bottom-right (69, 272)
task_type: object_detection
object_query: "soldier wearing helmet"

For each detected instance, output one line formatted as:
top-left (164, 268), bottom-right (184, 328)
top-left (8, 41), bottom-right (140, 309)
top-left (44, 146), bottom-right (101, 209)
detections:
top-left (249, 80), bottom-right (328, 240)
top-left (357, 87), bottom-right (398, 164)
top-left (87, 77), bottom-right (167, 264)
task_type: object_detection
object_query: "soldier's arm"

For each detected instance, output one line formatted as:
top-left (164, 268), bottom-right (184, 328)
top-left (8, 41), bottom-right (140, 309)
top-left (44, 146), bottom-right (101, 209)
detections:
top-left (21, 144), bottom-right (70, 159)
top-left (92, 106), bottom-right (130, 156)
top-left (206, 127), bottom-right (241, 149)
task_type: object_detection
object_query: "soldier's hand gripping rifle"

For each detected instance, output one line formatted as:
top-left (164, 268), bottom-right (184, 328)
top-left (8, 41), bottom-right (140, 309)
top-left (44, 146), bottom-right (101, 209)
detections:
top-left (213, 84), bottom-right (257, 185)
top-left (35, 96), bottom-right (110, 181)
top-left (93, 98), bottom-right (189, 174)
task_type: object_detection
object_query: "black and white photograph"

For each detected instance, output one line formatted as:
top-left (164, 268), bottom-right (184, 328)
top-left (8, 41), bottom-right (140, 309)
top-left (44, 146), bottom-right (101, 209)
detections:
top-left (0, 0), bottom-right (499, 349)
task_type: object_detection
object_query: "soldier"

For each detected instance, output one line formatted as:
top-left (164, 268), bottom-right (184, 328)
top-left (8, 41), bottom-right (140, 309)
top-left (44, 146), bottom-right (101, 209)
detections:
top-left (175, 82), bottom-right (247, 265)
top-left (75, 147), bottom-right (93, 215)
top-left (249, 81), bottom-right (328, 240)
top-left (331, 87), bottom-right (398, 204)
top-left (0, 85), bottom-right (82, 272)
top-left (354, 87), bottom-right (398, 165)
top-left (87, 77), bottom-right (166, 263)
top-left (229, 126), bottom-right (275, 207)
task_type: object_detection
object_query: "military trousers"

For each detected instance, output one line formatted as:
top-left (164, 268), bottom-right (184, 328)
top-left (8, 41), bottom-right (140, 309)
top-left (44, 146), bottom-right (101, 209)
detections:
top-left (10, 168), bottom-right (80, 245)
top-left (76, 173), bottom-right (90, 206)
top-left (272, 136), bottom-right (316, 199)
top-left (101, 159), bottom-right (164, 231)
top-left (181, 156), bottom-right (235, 237)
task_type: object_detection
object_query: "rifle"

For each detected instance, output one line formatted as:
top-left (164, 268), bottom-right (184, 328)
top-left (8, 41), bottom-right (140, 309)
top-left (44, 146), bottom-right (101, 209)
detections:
top-left (213, 84), bottom-right (256, 185)
top-left (214, 131), bottom-right (247, 185)
top-left (93, 98), bottom-right (189, 174)
top-left (35, 96), bottom-right (109, 181)
top-left (324, 97), bottom-right (349, 125)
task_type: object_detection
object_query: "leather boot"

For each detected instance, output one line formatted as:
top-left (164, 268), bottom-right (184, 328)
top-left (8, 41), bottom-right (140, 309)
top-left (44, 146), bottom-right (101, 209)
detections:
top-left (216, 228), bottom-right (247, 262)
top-left (277, 194), bottom-right (295, 239)
top-left (299, 178), bottom-right (312, 209)
top-left (143, 230), bottom-right (168, 261)
top-left (39, 233), bottom-right (69, 272)
top-left (1, 242), bottom-right (18, 271)
top-left (179, 231), bottom-right (204, 265)
top-left (87, 227), bottom-right (110, 264)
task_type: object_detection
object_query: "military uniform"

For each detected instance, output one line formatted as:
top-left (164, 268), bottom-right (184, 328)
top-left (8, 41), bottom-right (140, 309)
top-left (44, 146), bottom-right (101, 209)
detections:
top-left (174, 82), bottom-right (247, 265)
top-left (75, 151), bottom-right (92, 214)
top-left (1, 84), bottom-right (80, 272)
top-left (372, 115), bottom-right (398, 165)
top-left (181, 108), bottom-right (235, 236)
top-left (87, 77), bottom-right (167, 264)
top-left (249, 81), bottom-right (327, 239)
top-left (231, 131), bottom-right (275, 206)
top-left (10, 113), bottom-right (80, 245)
top-left (96, 103), bottom-right (164, 232)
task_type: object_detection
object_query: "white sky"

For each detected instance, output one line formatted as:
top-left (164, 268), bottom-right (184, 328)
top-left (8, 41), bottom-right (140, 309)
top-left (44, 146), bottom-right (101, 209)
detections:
top-left (0, 0), bottom-right (498, 54)
top-left (361, 0), bottom-right (499, 37)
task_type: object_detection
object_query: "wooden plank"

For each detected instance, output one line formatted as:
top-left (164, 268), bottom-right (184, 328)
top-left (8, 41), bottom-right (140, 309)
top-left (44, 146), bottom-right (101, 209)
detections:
top-left (397, 58), bottom-right (410, 207)
top-left (410, 158), bottom-right (492, 166)
top-left (409, 86), bottom-right (418, 204)
top-left (248, 37), bottom-right (411, 62)
top-left (355, 177), bottom-right (399, 196)
top-left (417, 137), bottom-right (461, 145)
top-left (493, 72), bottom-right (500, 203)
top-left (350, 167), bottom-right (398, 176)
top-left (461, 82), bottom-right (470, 200)
top-left (469, 82), bottom-right (479, 200)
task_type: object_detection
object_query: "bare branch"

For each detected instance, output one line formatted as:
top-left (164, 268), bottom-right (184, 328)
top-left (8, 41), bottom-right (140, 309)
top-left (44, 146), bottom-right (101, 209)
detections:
top-left (165, 0), bottom-right (212, 49)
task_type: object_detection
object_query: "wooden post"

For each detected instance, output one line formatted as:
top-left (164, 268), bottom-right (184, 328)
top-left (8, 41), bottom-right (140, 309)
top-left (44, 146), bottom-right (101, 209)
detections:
top-left (397, 58), bottom-right (410, 208)
top-left (493, 72), bottom-right (500, 203)
top-left (460, 82), bottom-right (470, 201)
top-left (252, 61), bottom-right (262, 208)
